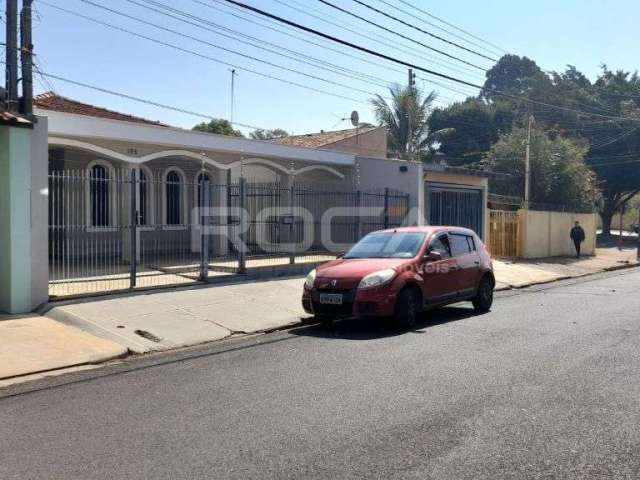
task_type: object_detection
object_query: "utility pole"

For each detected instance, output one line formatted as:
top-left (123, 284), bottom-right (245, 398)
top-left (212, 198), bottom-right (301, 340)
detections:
top-left (407, 68), bottom-right (416, 161)
top-left (5, 0), bottom-right (19, 112)
top-left (229, 68), bottom-right (237, 125)
top-left (20, 0), bottom-right (34, 118)
top-left (524, 114), bottom-right (534, 209)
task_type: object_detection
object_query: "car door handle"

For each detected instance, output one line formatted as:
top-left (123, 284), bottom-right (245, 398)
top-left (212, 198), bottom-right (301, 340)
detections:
top-left (474, 261), bottom-right (480, 265)
top-left (449, 265), bottom-right (461, 271)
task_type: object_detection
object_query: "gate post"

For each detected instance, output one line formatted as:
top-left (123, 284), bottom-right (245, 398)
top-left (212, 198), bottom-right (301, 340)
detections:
top-left (289, 184), bottom-right (295, 264)
top-left (199, 179), bottom-right (210, 281)
top-left (129, 169), bottom-right (137, 289)
top-left (383, 187), bottom-right (389, 229)
top-left (238, 177), bottom-right (247, 273)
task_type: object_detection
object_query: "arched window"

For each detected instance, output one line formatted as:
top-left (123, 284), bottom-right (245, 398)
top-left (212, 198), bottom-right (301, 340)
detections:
top-left (196, 172), bottom-right (211, 208)
top-left (90, 164), bottom-right (110, 227)
top-left (139, 169), bottom-right (148, 226)
top-left (166, 170), bottom-right (182, 225)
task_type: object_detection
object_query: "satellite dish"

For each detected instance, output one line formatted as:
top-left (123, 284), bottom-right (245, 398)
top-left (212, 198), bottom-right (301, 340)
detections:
top-left (350, 110), bottom-right (360, 127)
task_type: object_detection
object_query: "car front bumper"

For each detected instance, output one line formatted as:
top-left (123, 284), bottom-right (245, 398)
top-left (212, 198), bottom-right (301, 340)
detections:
top-left (302, 286), bottom-right (397, 318)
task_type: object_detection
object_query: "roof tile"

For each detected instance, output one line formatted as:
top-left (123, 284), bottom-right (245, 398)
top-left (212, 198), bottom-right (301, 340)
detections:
top-left (33, 92), bottom-right (168, 126)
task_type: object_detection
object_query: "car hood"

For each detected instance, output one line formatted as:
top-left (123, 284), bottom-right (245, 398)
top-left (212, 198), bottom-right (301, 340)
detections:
top-left (316, 258), bottom-right (411, 280)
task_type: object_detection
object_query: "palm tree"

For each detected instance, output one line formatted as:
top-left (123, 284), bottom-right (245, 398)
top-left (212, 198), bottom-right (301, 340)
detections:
top-left (371, 84), bottom-right (449, 160)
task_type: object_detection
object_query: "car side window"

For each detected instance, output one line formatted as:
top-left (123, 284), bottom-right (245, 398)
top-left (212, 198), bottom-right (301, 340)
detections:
top-left (449, 233), bottom-right (472, 257)
top-left (467, 236), bottom-right (476, 252)
top-left (429, 234), bottom-right (451, 258)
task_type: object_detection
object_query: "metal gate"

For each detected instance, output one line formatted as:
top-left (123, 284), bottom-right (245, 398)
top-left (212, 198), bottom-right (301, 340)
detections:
top-left (427, 185), bottom-right (484, 238)
top-left (489, 210), bottom-right (520, 257)
top-left (48, 170), bottom-right (410, 298)
top-left (48, 170), bottom-right (238, 298)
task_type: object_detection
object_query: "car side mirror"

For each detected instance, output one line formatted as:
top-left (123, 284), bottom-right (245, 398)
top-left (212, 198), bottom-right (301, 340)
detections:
top-left (424, 251), bottom-right (442, 262)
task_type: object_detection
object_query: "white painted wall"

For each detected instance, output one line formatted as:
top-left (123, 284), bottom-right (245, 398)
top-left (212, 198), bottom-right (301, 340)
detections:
top-left (0, 125), bottom-right (33, 313)
top-left (356, 157), bottom-right (424, 224)
top-left (31, 117), bottom-right (49, 309)
top-left (519, 209), bottom-right (597, 258)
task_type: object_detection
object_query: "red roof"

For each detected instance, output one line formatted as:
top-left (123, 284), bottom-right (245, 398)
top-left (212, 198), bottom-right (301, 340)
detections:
top-left (33, 92), bottom-right (168, 126)
top-left (272, 126), bottom-right (380, 149)
top-left (0, 110), bottom-right (32, 127)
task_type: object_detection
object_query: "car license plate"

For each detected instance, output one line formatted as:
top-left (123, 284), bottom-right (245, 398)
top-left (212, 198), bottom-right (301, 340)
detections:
top-left (319, 293), bottom-right (343, 305)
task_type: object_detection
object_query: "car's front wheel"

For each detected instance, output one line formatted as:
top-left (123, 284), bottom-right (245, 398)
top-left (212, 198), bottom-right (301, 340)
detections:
top-left (395, 288), bottom-right (420, 329)
top-left (472, 277), bottom-right (494, 313)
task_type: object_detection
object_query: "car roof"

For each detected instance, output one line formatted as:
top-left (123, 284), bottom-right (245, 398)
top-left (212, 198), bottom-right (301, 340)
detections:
top-left (374, 226), bottom-right (478, 236)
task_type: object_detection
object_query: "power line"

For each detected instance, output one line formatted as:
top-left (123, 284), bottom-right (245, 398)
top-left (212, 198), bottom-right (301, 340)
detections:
top-left (5, 60), bottom-right (268, 130)
top-left (202, 0), bottom-right (472, 102)
top-left (348, 0), bottom-right (497, 62)
top-left (80, 0), bottom-right (391, 97)
top-left (39, 0), bottom-right (372, 105)
top-left (316, 0), bottom-right (488, 71)
top-left (268, 0), bottom-right (484, 80)
top-left (194, 0), bottom-right (408, 79)
top-left (396, 0), bottom-right (507, 54)
top-left (125, 0), bottom-right (398, 91)
top-left (222, 0), bottom-right (640, 123)
top-left (373, 0), bottom-right (500, 57)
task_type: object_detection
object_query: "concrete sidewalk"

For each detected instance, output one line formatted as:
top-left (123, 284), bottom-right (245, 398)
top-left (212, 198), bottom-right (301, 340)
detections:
top-left (494, 247), bottom-right (637, 289)
top-left (2, 246), bottom-right (637, 384)
top-left (46, 278), bottom-right (308, 354)
top-left (0, 315), bottom-right (126, 381)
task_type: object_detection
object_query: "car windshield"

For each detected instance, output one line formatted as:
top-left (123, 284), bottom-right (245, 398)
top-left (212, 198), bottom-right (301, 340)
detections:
top-left (344, 232), bottom-right (426, 259)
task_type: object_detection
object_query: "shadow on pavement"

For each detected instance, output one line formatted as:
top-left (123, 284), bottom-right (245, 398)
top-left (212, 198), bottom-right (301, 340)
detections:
top-left (292, 305), bottom-right (487, 341)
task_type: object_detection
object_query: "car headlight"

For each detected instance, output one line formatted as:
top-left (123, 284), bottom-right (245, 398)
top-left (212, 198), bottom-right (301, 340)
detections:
top-left (358, 268), bottom-right (396, 290)
top-left (304, 269), bottom-right (316, 289)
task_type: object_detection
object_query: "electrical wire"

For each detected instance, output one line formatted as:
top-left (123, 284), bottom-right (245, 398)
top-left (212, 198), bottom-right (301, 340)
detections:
top-left (373, 0), bottom-right (500, 57)
top-left (396, 0), bottom-right (507, 54)
top-left (39, 0), bottom-right (371, 105)
top-left (317, 0), bottom-right (488, 71)
top-left (8, 60), bottom-right (268, 130)
top-left (267, 0), bottom-right (484, 80)
top-left (125, 0), bottom-right (399, 91)
top-left (348, 0), bottom-right (497, 62)
top-left (221, 0), bottom-right (640, 123)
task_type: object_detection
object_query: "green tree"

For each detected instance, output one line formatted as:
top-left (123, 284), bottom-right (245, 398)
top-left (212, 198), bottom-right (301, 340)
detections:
top-left (485, 126), bottom-right (599, 211)
top-left (371, 84), bottom-right (451, 160)
top-left (192, 119), bottom-right (244, 137)
top-left (481, 54), bottom-right (549, 102)
top-left (250, 128), bottom-right (289, 140)
top-left (428, 98), bottom-right (514, 165)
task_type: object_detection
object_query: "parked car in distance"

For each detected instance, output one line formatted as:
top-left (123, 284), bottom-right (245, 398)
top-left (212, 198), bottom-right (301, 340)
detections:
top-left (302, 226), bottom-right (495, 328)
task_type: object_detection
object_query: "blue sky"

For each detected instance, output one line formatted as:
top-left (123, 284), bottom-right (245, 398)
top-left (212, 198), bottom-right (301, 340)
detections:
top-left (20, 0), bottom-right (640, 134)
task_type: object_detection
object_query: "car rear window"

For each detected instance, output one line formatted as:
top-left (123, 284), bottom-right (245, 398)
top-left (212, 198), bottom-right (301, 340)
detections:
top-left (449, 233), bottom-right (474, 256)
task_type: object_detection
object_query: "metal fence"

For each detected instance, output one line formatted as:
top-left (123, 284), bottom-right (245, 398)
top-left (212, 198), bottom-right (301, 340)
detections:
top-left (48, 170), bottom-right (409, 298)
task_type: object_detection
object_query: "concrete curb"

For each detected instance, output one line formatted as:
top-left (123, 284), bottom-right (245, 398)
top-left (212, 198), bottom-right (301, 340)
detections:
top-left (17, 261), bottom-right (636, 387)
top-left (495, 261), bottom-right (639, 291)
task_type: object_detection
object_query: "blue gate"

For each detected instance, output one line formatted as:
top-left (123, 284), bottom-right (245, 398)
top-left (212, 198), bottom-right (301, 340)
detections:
top-left (427, 185), bottom-right (484, 238)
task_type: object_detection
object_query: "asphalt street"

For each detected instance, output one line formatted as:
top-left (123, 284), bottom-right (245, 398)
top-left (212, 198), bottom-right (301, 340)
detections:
top-left (2, 269), bottom-right (640, 479)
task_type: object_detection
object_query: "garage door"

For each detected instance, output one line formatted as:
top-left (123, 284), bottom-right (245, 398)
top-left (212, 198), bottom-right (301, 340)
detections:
top-left (427, 185), bottom-right (484, 238)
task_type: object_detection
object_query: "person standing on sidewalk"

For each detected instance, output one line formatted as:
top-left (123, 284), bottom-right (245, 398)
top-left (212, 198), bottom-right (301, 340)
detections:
top-left (570, 221), bottom-right (586, 258)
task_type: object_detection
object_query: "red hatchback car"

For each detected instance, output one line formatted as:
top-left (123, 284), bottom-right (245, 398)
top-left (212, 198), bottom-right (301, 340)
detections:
top-left (302, 226), bottom-right (495, 328)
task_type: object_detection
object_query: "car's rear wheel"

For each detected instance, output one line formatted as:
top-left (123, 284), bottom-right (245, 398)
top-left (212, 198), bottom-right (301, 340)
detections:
top-left (473, 277), bottom-right (494, 313)
top-left (395, 288), bottom-right (420, 329)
